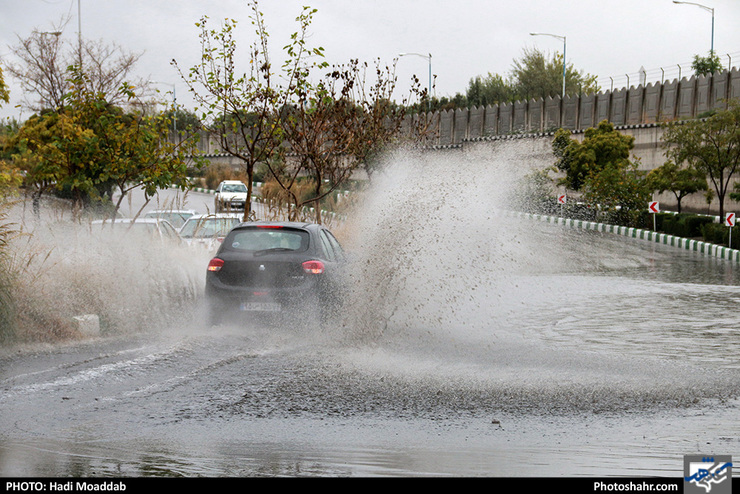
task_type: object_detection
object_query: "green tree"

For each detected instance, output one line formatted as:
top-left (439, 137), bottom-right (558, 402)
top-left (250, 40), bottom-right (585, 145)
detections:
top-left (645, 161), bottom-right (708, 213)
top-left (662, 100), bottom-right (740, 219)
top-left (552, 120), bottom-right (635, 191)
top-left (8, 70), bottom-right (201, 217)
top-left (165, 107), bottom-right (202, 135)
top-left (692, 52), bottom-right (723, 77)
top-left (582, 160), bottom-right (650, 225)
top-left (465, 47), bottom-right (598, 107)
top-left (466, 73), bottom-right (514, 107)
top-left (176, 1), bottom-right (429, 222)
top-left (8, 108), bottom-right (100, 208)
top-left (0, 69), bottom-right (23, 196)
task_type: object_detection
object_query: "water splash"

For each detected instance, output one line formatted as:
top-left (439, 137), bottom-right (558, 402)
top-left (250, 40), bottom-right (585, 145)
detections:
top-left (338, 144), bottom-right (563, 341)
top-left (326, 144), bottom-right (740, 415)
top-left (6, 203), bottom-right (207, 339)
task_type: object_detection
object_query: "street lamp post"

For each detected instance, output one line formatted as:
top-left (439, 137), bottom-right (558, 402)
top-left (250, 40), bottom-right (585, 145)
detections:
top-left (530, 32), bottom-right (566, 99)
top-left (77, 0), bottom-right (82, 70)
top-left (399, 52), bottom-right (432, 110)
top-left (149, 81), bottom-right (177, 135)
top-left (673, 1), bottom-right (715, 56)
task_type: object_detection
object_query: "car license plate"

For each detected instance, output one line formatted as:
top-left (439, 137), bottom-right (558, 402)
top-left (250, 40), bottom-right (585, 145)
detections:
top-left (240, 302), bottom-right (281, 312)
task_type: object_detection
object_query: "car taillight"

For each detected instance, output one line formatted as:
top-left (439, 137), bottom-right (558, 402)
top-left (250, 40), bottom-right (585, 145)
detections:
top-left (302, 260), bottom-right (325, 274)
top-left (207, 258), bottom-right (224, 272)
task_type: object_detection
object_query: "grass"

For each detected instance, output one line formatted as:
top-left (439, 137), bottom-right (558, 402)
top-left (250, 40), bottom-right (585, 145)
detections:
top-left (0, 197), bottom-right (205, 346)
top-left (0, 199), bottom-right (19, 343)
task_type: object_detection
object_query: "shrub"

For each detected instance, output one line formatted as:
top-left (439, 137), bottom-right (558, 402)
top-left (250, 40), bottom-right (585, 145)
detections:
top-left (684, 215), bottom-right (715, 237)
top-left (662, 213), bottom-right (714, 238)
top-left (203, 164), bottom-right (249, 191)
top-left (701, 222), bottom-right (740, 248)
top-left (652, 212), bottom-right (675, 231)
top-left (0, 265), bottom-right (15, 344)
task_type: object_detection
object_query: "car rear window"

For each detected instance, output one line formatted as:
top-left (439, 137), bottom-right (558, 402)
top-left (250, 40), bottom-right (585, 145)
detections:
top-left (180, 218), bottom-right (241, 239)
top-left (144, 211), bottom-right (192, 228)
top-left (222, 183), bottom-right (247, 193)
top-left (226, 227), bottom-right (309, 252)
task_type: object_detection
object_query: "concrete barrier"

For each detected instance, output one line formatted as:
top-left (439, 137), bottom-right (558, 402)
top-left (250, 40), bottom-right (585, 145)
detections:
top-left (508, 210), bottom-right (740, 262)
top-left (72, 314), bottom-right (100, 337)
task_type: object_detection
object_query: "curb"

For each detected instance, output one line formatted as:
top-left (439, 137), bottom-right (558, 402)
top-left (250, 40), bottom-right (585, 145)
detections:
top-left (184, 182), bottom-right (347, 222)
top-left (509, 211), bottom-right (740, 263)
top-left (190, 186), bottom-right (215, 194)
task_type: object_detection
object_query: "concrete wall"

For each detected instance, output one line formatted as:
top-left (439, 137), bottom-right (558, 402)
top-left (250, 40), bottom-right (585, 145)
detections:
top-left (421, 68), bottom-right (740, 146)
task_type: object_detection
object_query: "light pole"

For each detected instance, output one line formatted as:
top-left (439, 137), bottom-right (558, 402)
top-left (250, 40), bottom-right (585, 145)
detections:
top-left (399, 52), bottom-right (432, 110)
top-left (149, 81), bottom-right (177, 135)
top-left (530, 32), bottom-right (566, 99)
top-left (77, 0), bottom-right (82, 70)
top-left (673, 1), bottom-right (715, 56)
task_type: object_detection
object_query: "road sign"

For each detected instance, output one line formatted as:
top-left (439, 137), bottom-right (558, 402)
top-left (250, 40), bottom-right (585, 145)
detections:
top-left (725, 212), bottom-right (735, 227)
top-left (649, 201), bottom-right (659, 213)
top-left (557, 194), bottom-right (566, 205)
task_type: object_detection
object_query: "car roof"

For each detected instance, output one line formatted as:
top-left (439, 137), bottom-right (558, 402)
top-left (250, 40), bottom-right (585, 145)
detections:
top-left (92, 217), bottom-right (166, 224)
top-left (185, 213), bottom-right (243, 220)
top-left (145, 209), bottom-right (198, 214)
top-left (233, 220), bottom-right (322, 230)
top-left (219, 180), bottom-right (246, 184)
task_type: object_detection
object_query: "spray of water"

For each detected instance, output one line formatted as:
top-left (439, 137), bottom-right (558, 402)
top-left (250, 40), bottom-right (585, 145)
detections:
top-left (5, 202), bottom-right (208, 341)
top-left (337, 143), bottom-right (564, 342)
top-left (323, 143), bottom-right (740, 415)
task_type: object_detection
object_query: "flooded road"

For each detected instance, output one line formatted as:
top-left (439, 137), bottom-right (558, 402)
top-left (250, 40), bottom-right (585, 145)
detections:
top-left (1, 150), bottom-right (739, 477)
top-left (1, 220), bottom-right (739, 477)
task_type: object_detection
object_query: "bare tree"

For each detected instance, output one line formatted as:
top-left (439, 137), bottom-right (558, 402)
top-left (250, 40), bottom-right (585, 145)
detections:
top-left (345, 59), bottom-right (434, 179)
top-left (5, 17), bottom-right (146, 113)
top-left (173, 2), bottom-right (289, 221)
top-left (278, 58), bottom-right (429, 222)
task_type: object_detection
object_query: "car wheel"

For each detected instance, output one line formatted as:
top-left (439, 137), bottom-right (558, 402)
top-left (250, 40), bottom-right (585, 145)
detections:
top-left (206, 299), bottom-right (224, 326)
top-left (298, 293), bottom-right (324, 330)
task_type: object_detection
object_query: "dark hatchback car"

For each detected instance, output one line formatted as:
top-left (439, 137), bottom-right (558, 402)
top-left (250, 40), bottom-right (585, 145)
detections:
top-left (205, 221), bottom-right (346, 326)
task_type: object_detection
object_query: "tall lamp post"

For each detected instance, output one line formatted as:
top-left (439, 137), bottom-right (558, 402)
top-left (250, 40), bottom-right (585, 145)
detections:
top-left (149, 81), bottom-right (177, 135)
top-left (673, 1), bottom-right (715, 56)
top-left (530, 32), bottom-right (566, 99)
top-left (77, 0), bottom-right (82, 70)
top-left (399, 52), bottom-right (432, 110)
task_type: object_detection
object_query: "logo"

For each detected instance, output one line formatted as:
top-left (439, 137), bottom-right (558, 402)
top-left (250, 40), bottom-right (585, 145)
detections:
top-left (684, 455), bottom-right (732, 493)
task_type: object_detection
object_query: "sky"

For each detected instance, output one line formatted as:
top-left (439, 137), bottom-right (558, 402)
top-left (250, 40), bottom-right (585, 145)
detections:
top-left (1, 0), bottom-right (740, 121)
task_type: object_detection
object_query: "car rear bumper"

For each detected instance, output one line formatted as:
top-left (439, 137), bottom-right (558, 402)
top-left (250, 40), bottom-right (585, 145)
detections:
top-left (205, 278), bottom-right (320, 314)
top-left (217, 198), bottom-right (247, 210)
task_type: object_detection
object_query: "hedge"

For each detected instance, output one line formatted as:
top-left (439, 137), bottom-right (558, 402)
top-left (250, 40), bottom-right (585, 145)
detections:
top-left (662, 213), bottom-right (715, 238)
top-left (702, 222), bottom-right (740, 249)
